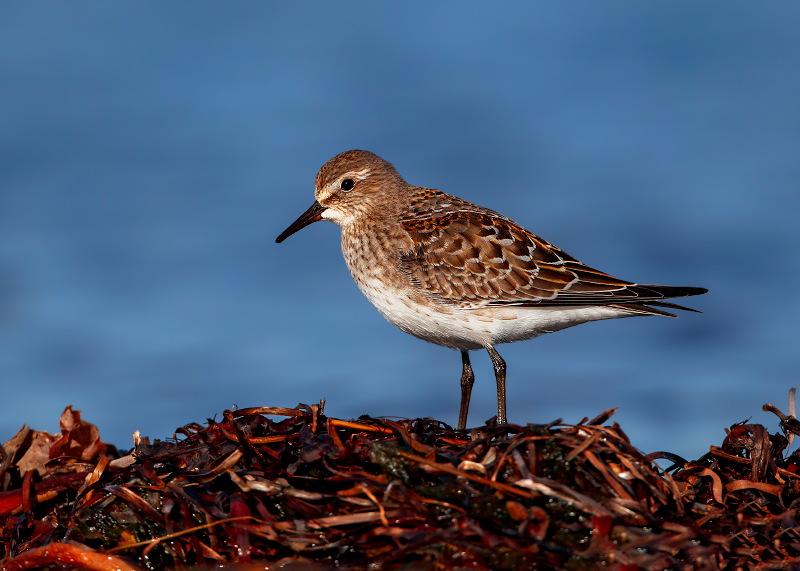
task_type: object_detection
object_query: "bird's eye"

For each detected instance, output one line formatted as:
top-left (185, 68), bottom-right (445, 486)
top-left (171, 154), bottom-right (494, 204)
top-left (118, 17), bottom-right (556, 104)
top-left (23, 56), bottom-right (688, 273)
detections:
top-left (341, 179), bottom-right (355, 191)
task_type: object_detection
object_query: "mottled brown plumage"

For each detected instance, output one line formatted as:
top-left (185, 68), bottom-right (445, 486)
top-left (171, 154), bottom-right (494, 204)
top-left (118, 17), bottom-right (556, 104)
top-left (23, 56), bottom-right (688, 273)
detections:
top-left (399, 187), bottom-right (704, 315)
top-left (277, 150), bottom-right (707, 429)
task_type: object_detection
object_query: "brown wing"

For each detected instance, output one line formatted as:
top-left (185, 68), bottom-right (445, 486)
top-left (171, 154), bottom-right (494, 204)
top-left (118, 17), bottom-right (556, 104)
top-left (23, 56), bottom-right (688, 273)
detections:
top-left (399, 189), bottom-right (707, 312)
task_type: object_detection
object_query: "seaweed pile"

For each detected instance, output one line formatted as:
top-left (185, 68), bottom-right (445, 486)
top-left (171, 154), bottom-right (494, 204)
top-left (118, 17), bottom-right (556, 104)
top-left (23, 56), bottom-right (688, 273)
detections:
top-left (2, 397), bottom-right (800, 570)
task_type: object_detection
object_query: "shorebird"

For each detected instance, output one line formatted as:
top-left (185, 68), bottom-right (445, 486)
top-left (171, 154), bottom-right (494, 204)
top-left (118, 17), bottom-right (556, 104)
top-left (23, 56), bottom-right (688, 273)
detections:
top-left (276, 150), bottom-right (707, 430)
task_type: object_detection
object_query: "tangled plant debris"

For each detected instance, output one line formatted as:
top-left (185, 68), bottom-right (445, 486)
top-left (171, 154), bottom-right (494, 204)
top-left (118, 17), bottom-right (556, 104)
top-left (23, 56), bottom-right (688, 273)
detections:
top-left (2, 396), bottom-right (800, 571)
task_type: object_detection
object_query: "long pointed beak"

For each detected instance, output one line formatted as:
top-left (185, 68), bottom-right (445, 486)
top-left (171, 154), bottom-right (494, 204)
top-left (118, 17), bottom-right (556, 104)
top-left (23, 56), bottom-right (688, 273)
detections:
top-left (276, 201), bottom-right (328, 243)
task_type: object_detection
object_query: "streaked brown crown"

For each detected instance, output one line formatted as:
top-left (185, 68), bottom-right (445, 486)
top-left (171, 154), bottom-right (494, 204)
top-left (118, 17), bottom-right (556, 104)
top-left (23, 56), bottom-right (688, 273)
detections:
top-left (314, 150), bottom-right (402, 189)
top-left (312, 150), bottom-right (411, 222)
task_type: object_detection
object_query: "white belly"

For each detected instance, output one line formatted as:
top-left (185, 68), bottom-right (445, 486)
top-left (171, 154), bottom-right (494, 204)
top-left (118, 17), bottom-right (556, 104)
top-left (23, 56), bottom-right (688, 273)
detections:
top-left (340, 227), bottom-right (639, 351)
top-left (349, 266), bottom-right (637, 351)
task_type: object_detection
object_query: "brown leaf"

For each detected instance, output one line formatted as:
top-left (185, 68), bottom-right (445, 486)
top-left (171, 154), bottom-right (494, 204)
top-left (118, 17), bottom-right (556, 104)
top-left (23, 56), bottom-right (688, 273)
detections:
top-left (49, 406), bottom-right (117, 462)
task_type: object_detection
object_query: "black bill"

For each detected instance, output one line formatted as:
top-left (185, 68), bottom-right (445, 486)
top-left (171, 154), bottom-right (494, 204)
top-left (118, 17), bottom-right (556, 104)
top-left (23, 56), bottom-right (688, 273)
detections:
top-left (276, 201), bottom-right (328, 243)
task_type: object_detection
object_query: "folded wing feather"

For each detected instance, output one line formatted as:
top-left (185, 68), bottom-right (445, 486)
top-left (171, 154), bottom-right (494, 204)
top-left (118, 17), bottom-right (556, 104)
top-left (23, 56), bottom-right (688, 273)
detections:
top-left (399, 188), bottom-right (706, 314)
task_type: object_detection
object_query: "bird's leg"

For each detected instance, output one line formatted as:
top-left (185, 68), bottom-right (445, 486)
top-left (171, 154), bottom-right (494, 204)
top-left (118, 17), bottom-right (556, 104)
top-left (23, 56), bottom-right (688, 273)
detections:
top-left (457, 351), bottom-right (475, 430)
top-left (485, 344), bottom-right (507, 425)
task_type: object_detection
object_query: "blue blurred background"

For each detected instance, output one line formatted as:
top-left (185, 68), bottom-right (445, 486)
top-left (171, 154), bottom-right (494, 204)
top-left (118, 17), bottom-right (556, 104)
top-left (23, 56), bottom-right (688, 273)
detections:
top-left (1, 3), bottom-right (798, 460)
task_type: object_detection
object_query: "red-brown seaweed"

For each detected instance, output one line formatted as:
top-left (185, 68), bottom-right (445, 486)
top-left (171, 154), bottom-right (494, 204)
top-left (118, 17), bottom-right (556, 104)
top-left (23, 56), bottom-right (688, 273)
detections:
top-left (2, 396), bottom-right (800, 570)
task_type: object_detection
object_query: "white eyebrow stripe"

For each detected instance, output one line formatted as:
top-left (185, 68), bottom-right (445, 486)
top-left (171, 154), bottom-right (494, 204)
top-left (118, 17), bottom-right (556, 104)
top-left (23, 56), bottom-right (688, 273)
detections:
top-left (345, 167), bottom-right (371, 180)
top-left (326, 168), bottom-right (372, 195)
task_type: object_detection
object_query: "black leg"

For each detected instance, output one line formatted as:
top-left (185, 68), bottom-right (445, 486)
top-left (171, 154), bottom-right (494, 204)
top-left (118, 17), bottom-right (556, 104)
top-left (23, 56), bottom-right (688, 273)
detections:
top-left (458, 351), bottom-right (475, 430)
top-left (485, 344), bottom-right (507, 425)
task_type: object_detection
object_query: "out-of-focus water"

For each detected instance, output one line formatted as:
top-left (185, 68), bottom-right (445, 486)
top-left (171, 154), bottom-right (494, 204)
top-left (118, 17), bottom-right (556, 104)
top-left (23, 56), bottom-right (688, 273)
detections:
top-left (1, 3), bottom-right (799, 460)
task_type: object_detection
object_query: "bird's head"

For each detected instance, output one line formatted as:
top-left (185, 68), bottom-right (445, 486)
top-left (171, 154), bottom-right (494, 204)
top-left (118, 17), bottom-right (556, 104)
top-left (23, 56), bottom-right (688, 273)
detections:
top-left (276, 150), bottom-right (405, 243)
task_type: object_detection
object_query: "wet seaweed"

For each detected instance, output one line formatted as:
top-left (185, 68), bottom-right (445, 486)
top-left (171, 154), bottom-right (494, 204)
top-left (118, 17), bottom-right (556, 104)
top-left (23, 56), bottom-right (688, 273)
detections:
top-left (2, 394), bottom-right (800, 570)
